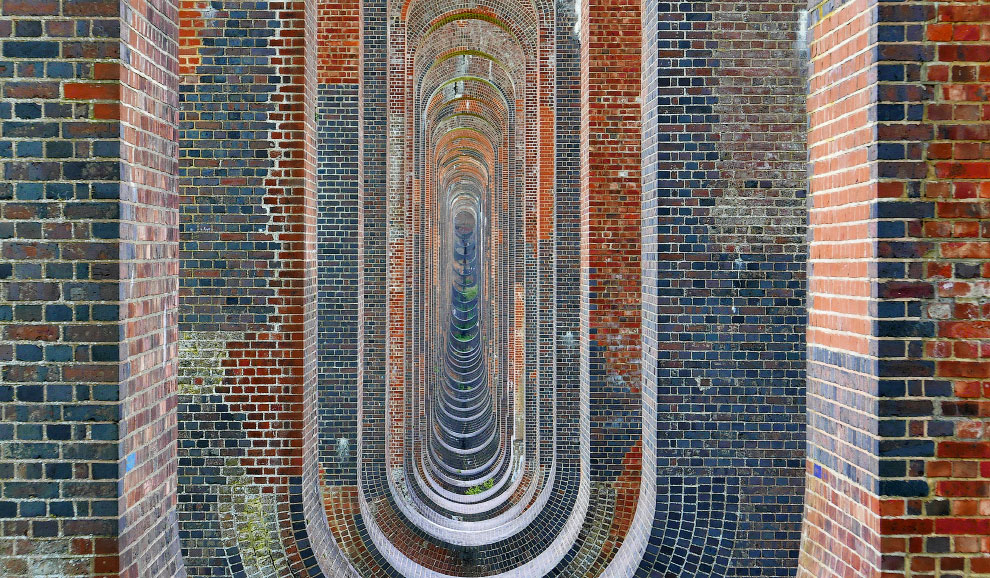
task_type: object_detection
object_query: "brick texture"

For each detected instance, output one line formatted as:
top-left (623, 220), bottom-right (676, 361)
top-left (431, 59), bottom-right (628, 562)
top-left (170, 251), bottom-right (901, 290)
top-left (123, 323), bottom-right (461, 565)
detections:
top-left (176, 0), bottom-right (325, 575)
top-left (801, 0), bottom-right (990, 576)
top-left (1, 0), bottom-right (986, 576)
top-left (0, 0), bottom-right (182, 576)
top-left (638, 0), bottom-right (809, 574)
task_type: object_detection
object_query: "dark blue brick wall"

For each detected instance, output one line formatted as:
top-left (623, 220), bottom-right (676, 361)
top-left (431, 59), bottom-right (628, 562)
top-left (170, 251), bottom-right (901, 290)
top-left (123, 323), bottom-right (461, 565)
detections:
top-left (316, 84), bottom-right (360, 485)
top-left (637, 1), bottom-right (808, 575)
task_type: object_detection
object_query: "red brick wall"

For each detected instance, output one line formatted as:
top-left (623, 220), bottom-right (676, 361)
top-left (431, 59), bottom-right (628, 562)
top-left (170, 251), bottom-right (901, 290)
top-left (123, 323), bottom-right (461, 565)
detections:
top-left (885, 1), bottom-right (990, 573)
top-left (117, 0), bottom-right (182, 576)
top-left (318, 0), bottom-right (359, 86)
top-left (801, 0), bottom-right (990, 575)
top-left (801, 0), bottom-right (882, 574)
top-left (578, 0), bottom-right (643, 565)
top-left (0, 0), bottom-right (181, 575)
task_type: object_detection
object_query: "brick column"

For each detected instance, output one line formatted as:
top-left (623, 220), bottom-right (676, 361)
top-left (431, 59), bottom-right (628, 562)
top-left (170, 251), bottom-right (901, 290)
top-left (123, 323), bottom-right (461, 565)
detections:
top-left (176, 0), bottom-right (321, 575)
top-left (800, 0), bottom-right (882, 572)
top-left (0, 0), bottom-right (181, 576)
top-left (576, 0), bottom-right (644, 567)
top-left (801, 0), bottom-right (990, 575)
top-left (637, 0), bottom-right (808, 573)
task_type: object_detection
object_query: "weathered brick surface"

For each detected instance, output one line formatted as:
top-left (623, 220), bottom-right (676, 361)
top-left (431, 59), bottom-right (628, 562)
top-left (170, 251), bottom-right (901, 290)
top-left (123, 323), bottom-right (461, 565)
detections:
top-left (0, 0), bottom-right (182, 576)
top-left (877, 0), bottom-right (990, 574)
top-left (3, 0), bottom-right (987, 575)
top-left (801, 0), bottom-right (990, 576)
top-left (555, 0), bottom-right (648, 573)
top-left (176, 0), bottom-right (327, 575)
top-left (638, 0), bottom-right (809, 574)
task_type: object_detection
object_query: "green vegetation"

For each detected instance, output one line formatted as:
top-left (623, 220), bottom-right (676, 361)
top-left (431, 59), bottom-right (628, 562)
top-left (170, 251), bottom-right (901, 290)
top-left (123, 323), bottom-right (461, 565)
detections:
top-left (465, 479), bottom-right (494, 495)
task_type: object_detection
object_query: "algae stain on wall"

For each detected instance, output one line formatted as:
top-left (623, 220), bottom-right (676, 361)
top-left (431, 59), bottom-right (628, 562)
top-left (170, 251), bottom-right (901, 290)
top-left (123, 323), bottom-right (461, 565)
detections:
top-left (177, 331), bottom-right (291, 578)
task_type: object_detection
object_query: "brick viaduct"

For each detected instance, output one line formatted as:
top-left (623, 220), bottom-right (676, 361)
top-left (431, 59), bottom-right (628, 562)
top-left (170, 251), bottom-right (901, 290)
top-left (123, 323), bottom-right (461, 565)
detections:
top-left (0, 0), bottom-right (989, 576)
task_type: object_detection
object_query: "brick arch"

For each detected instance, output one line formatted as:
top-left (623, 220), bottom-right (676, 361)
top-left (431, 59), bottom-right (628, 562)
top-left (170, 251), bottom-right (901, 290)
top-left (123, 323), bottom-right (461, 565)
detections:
top-left (0, 0), bottom-right (861, 574)
top-left (437, 152), bottom-right (493, 185)
top-left (420, 64), bottom-right (518, 121)
top-left (430, 116), bottom-right (503, 155)
top-left (423, 77), bottom-right (514, 118)
top-left (405, 3), bottom-right (540, 51)
top-left (362, 0), bottom-right (572, 564)
top-left (419, 49), bottom-right (520, 94)
top-left (414, 22), bottom-right (528, 89)
top-left (424, 95), bottom-right (513, 159)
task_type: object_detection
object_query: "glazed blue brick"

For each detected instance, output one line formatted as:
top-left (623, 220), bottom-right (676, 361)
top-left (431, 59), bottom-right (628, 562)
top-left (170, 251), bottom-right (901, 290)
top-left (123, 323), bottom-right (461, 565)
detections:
top-left (4, 122), bottom-right (57, 139)
top-left (13, 102), bottom-right (41, 119)
top-left (3, 41), bottom-right (59, 58)
top-left (46, 141), bottom-right (73, 158)
top-left (91, 305), bottom-right (118, 321)
top-left (15, 425), bottom-right (43, 440)
top-left (88, 423), bottom-right (116, 440)
top-left (19, 501), bottom-right (45, 517)
top-left (45, 305), bottom-right (72, 322)
top-left (14, 21), bottom-right (42, 37)
top-left (48, 501), bottom-right (73, 517)
top-left (46, 62), bottom-right (74, 78)
top-left (878, 420), bottom-right (905, 437)
top-left (874, 201), bottom-right (934, 219)
top-left (91, 385), bottom-right (117, 401)
top-left (93, 141), bottom-right (119, 158)
top-left (878, 64), bottom-right (905, 81)
top-left (878, 25), bottom-right (904, 42)
top-left (91, 463), bottom-right (117, 480)
top-left (876, 104), bottom-right (904, 121)
top-left (45, 263), bottom-right (73, 279)
top-left (877, 143), bottom-right (904, 160)
top-left (16, 385), bottom-right (45, 402)
top-left (879, 480), bottom-right (929, 498)
top-left (90, 345), bottom-right (118, 362)
top-left (877, 320), bottom-right (934, 337)
top-left (63, 405), bottom-right (117, 422)
top-left (0, 501), bottom-right (17, 518)
top-left (46, 424), bottom-right (71, 440)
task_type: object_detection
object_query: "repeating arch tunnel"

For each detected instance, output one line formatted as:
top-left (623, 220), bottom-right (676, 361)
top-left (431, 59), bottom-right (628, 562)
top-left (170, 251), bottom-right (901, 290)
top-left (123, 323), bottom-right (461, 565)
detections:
top-left (162, 0), bottom-right (809, 574)
top-left (172, 0), bottom-right (807, 574)
top-left (5, 0), bottom-right (989, 575)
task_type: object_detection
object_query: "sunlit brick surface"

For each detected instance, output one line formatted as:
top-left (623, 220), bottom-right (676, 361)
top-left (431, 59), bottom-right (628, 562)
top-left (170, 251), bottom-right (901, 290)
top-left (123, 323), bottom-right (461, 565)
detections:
top-left (1, 0), bottom-right (988, 576)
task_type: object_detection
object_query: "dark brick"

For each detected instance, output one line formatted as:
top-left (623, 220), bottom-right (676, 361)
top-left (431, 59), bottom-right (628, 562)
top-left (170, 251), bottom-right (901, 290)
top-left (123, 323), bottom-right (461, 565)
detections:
top-left (2, 0), bottom-right (58, 15)
top-left (879, 480), bottom-right (929, 498)
top-left (4, 162), bottom-right (60, 181)
top-left (3, 81), bottom-right (58, 99)
top-left (64, 0), bottom-right (118, 16)
top-left (3, 41), bottom-right (58, 58)
top-left (63, 161), bottom-right (119, 181)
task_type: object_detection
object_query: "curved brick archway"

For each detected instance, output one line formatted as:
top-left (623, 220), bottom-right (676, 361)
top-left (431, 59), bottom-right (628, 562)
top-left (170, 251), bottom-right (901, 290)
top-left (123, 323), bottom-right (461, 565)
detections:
top-left (1, 0), bottom-right (989, 577)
